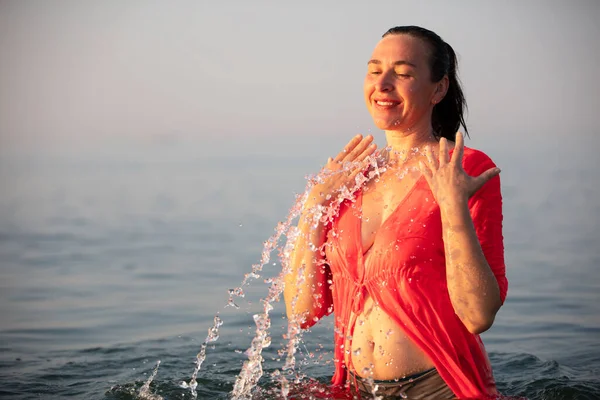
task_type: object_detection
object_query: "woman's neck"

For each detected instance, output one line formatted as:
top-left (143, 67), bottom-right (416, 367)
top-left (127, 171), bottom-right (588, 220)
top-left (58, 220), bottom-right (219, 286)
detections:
top-left (383, 127), bottom-right (437, 164)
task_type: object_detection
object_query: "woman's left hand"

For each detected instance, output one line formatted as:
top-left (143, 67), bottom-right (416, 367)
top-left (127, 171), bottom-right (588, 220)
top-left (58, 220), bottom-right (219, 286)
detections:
top-left (419, 132), bottom-right (501, 208)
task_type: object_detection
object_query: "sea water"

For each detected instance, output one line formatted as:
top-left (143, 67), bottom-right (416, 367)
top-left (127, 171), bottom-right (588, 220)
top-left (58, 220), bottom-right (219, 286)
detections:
top-left (1, 138), bottom-right (599, 399)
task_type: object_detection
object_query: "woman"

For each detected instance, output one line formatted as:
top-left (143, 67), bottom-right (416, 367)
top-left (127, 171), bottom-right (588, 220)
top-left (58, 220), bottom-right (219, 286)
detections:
top-left (283, 26), bottom-right (508, 399)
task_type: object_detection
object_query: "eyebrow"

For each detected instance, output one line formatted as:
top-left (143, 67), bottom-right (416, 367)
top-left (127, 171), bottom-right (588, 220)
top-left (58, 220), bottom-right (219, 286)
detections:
top-left (367, 59), bottom-right (417, 68)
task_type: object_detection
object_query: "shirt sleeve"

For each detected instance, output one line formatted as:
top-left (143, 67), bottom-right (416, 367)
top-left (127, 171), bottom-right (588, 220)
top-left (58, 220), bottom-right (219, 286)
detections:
top-left (465, 150), bottom-right (509, 304)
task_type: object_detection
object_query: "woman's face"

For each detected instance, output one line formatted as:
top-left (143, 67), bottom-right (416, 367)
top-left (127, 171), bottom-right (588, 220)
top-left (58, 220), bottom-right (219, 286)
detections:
top-left (364, 34), bottom-right (444, 132)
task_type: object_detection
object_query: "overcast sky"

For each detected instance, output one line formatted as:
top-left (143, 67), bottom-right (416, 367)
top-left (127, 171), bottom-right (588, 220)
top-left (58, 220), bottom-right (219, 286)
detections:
top-left (0, 0), bottom-right (598, 158)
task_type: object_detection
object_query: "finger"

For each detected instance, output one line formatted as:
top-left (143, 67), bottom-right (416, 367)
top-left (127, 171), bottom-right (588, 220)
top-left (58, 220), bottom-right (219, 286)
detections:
top-left (343, 135), bottom-right (374, 161)
top-left (418, 160), bottom-right (433, 181)
top-left (348, 168), bottom-right (362, 180)
top-left (451, 132), bottom-right (464, 164)
top-left (334, 134), bottom-right (363, 163)
top-left (439, 137), bottom-right (450, 167)
top-left (425, 145), bottom-right (438, 170)
top-left (348, 154), bottom-right (377, 180)
top-left (472, 167), bottom-right (501, 194)
top-left (356, 143), bottom-right (378, 163)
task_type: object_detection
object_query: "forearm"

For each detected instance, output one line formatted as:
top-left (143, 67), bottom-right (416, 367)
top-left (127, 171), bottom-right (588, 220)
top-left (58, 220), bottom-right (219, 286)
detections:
top-left (441, 200), bottom-right (501, 334)
top-left (283, 206), bottom-right (330, 327)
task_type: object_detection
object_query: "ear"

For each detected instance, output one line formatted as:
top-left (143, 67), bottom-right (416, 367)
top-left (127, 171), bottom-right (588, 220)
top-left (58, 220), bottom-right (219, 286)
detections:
top-left (432, 75), bottom-right (449, 105)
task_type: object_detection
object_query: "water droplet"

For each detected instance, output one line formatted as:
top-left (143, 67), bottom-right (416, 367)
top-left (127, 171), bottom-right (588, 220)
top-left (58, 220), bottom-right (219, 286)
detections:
top-left (262, 336), bottom-right (271, 348)
top-left (353, 348), bottom-right (361, 356)
top-left (281, 375), bottom-right (290, 397)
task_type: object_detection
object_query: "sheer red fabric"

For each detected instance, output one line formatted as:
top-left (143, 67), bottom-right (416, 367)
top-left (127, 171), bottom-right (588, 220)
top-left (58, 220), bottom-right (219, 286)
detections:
top-left (320, 147), bottom-right (508, 398)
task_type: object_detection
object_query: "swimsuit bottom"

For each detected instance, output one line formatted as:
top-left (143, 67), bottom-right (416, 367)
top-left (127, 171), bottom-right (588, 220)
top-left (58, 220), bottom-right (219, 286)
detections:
top-left (348, 368), bottom-right (455, 399)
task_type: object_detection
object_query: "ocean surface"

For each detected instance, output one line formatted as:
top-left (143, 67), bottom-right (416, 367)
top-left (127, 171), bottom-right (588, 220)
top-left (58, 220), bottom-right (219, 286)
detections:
top-left (0, 137), bottom-right (599, 399)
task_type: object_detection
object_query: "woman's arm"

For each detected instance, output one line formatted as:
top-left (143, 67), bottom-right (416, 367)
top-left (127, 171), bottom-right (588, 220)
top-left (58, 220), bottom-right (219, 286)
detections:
top-left (283, 135), bottom-right (376, 329)
top-left (420, 133), bottom-right (507, 334)
top-left (441, 196), bottom-right (502, 334)
top-left (283, 204), bottom-right (332, 329)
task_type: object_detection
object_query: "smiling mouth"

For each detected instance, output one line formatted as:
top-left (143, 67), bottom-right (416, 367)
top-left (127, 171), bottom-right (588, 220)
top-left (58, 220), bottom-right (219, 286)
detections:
top-left (375, 100), bottom-right (400, 106)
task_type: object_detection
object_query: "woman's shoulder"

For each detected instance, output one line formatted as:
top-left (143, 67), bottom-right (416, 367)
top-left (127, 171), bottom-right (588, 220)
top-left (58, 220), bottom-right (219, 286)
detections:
top-left (461, 146), bottom-right (497, 174)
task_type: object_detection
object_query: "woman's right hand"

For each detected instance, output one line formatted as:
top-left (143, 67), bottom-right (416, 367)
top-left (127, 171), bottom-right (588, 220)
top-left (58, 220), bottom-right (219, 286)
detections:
top-left (306, 134), bottom-right (377, 209)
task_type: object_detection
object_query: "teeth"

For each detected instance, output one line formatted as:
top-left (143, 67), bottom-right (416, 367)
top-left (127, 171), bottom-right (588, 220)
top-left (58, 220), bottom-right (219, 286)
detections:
top-left (376, 101), bottom-right (395, 106)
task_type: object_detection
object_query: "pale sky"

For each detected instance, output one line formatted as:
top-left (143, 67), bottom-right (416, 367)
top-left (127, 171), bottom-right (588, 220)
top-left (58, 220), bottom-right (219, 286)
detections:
top-left (0, 0), bottom-right (598, 158)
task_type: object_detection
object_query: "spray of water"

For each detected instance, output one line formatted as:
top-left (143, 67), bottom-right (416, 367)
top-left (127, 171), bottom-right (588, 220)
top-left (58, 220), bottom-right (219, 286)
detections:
top-left (180, 315), bottom-right (224, 396)
top-left (170, 147), bottom-right (425, 398)
top-left (228, 154), bottom-right (388, 399)
top-left (138, 361), bottom-right (163, 400)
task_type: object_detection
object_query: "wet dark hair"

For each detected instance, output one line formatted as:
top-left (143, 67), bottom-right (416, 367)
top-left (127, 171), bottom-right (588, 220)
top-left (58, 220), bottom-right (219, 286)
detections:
top-left (383, 26), bottom-right (468, 141)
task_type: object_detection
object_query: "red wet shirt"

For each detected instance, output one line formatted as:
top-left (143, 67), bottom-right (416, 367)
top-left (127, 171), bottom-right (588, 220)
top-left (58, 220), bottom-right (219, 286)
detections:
top-left (321, 147), bottom-right (508, 398)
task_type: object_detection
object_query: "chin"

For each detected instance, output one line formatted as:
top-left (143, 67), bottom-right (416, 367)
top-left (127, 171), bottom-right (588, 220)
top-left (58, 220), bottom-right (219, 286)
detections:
top-left (373, 118), bottom-right (403, 131)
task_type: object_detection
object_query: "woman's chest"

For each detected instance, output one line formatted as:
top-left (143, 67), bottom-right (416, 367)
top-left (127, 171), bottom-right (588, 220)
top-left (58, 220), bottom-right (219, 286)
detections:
top-left (327, 182), bottom-right (444, 271)
top-left (360, 175), bottom-right (423, 253)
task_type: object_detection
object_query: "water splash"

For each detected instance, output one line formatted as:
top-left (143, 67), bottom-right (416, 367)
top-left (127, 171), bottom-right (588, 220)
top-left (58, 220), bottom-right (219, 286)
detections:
top-left (229, 156), bottom-right (386, 398)
top-left (180, 315), bottom-right (224, 397)
top-left (138, 361), bottom-right (162, 400)
top-left (179, 151), bottom-right (391, 399)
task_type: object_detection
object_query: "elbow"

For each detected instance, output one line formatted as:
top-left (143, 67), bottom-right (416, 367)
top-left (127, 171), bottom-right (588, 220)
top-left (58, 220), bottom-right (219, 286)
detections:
top-left (285, 297), bottom-right (332, 330)
top-left (463, 305), bottom-right (501, 334)
top-left (286, 308), bottom-right (326, 330)
top-left (284, 282), bottom-right (333, 330)
top-left (465, 315), bottom-right (495, 334)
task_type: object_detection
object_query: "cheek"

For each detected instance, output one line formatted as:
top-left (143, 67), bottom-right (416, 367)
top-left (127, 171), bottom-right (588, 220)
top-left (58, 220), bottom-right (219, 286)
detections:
top-left (405, 81), bottom-right (420, 94)
top-left (363, 81), bottom-right (373, 105)
top-left (363, 78), bottom-right (372, 95)
top-left (407, 83), bottom-right (431, 105)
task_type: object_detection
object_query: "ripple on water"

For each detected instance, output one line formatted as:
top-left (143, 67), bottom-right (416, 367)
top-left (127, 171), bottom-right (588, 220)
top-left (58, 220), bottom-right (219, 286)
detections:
top-left (491, 352), bottom-right (600, 400)
top-left (2, 150), bottom-right (600, 399)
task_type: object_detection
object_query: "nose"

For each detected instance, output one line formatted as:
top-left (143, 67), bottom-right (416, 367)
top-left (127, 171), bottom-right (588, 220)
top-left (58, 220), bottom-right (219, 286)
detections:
top-left (375, 70), bottom-right (394, 92)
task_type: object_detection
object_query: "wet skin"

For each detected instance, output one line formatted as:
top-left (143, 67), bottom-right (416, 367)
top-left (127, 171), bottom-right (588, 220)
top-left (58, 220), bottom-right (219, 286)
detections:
top-left (285, 32), bottom-right (502, 383)
top-left (344, 155), bottom-right (437, 380)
